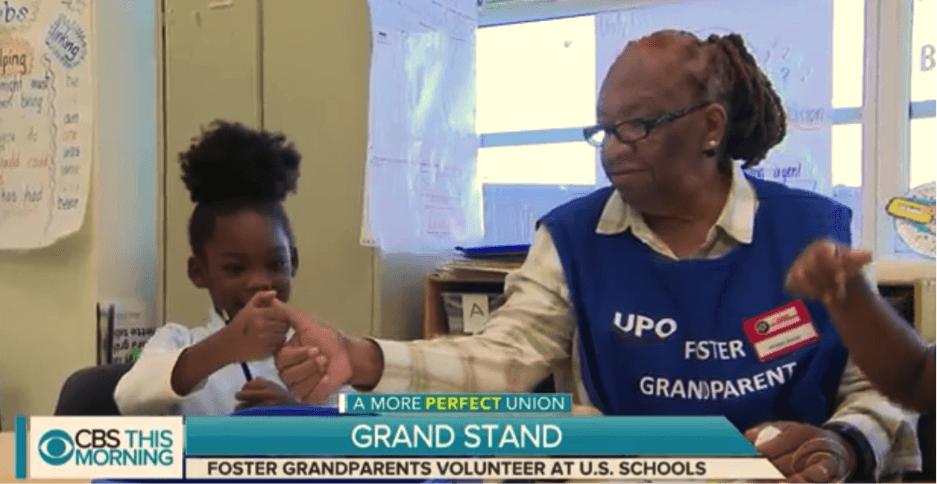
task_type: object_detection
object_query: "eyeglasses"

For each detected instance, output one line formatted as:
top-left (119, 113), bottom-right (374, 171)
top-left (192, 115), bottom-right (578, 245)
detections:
top-left (583, 102), bottom-right (711, 147)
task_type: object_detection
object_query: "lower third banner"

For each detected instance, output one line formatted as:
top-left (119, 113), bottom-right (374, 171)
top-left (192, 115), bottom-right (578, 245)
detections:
top-left (186, 457), bottom-right (783, 480)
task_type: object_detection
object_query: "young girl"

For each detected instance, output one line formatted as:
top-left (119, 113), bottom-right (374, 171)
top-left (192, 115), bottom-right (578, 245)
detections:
top-left (115, 120), bottom-right (343, 415)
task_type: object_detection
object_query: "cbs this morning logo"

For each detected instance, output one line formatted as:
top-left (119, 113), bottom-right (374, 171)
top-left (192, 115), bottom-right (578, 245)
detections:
top-left (38, 427), bottom-right (174, 466)
top-left (30, 417), bottom-right (183, 479)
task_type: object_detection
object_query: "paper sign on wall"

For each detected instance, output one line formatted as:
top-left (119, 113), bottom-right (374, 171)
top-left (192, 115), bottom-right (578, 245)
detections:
top-left (0, 0), bottom-right (94, 249)
top-left (97, 300), bottom-right (154, 365)
top-left (461, 293), bottom-right (489, 333)
top-left (361, 0), bottom-right (483, 253)
top-left (888, 181), bottom-right (936, 258)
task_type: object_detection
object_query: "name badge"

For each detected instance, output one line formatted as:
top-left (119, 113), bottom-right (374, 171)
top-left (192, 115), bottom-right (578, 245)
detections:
top-left (743, 301), bottom-right (819, 363)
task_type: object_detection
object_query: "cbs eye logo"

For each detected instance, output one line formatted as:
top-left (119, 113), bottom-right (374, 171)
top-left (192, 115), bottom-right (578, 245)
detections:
top-left (38, 429), bottom-right (74, 466)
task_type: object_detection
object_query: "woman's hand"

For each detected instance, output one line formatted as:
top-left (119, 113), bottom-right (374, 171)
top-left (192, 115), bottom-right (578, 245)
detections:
top-left (275, 310), bottom-right (357, 403)
top-left (745, 421), bottom-right (856, 483)
top-left (785, 239), bottom-right (872, 305)
top-left (275, 335), bottom-right (333, 404)
top-left (234, 378), bottom-right (299, 411)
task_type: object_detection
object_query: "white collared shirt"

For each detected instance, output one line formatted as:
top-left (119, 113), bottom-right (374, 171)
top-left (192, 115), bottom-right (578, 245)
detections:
top-left (595, 161), bottom-right (757, 255)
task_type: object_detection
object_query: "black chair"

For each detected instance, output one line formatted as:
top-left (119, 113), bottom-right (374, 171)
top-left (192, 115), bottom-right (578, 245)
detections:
top-left (532, 376), bottom-right (555, 394)
top-left (913, 411), bottom-right (935, 482)
top-left (54, 363), bottom-right (133, 416)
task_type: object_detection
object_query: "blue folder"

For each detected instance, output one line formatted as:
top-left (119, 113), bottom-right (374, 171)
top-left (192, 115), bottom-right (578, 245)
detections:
top-left (454, 245), bottom-right (529, 258)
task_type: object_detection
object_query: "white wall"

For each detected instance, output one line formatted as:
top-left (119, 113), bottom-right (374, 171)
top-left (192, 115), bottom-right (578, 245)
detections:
top-left (93, 0), bottom-right (160, 332)
top-left (378, 253), bottom-right (450, 340)
top-left (0, 208), bottom-right (96, 423)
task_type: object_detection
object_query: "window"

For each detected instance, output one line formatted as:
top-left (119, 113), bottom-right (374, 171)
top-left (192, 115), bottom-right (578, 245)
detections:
top-left (910, 0), bottom-right (936, 104)
top-left (829, 0), bottom-right (865, 191)
top-left (476, 0), bottom-right (873, 247)
top-left (830, 0), bottom-right (866, 242)
top-left (476, 16), bottom-right (596, 134)
top-left (891, 0), bottom-right (936, 260)
top-left (909, 0), bottom-right (935, 191)
top-left (476, 15), bottom-right (600, 245)
top-left (476, 16), bottom-right (597, 189)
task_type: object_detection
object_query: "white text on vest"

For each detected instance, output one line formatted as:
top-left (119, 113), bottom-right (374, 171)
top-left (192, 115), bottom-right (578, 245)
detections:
top-left (684, 340), bottom-right (747, 360)
top-left (613, 312), bottom-right (678, 340)
top-left (638, 362), bottom-right (798, 400)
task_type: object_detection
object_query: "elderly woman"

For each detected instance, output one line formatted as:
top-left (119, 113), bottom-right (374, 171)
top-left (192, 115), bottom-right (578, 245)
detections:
top-left (275, 30), bottom-right (920, 482)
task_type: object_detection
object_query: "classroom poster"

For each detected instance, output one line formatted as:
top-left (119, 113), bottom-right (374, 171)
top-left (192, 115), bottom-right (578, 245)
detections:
top-left (0, 0), bottom-right (92, 250)
top-left (361, 0), bottom-right (484, 253)
top-left (97, 300), bottom-right (154, 365)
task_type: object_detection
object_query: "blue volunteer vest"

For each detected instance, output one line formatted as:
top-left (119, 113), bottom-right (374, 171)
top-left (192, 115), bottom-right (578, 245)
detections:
top-left (539, 177), bottom-right (851, 431)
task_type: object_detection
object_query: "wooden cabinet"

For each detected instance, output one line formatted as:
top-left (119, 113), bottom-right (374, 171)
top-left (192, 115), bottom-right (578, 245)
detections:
top-left (421, 268), bottom-right (556, 394)
top-left (422, 270), bottom-right (506, 339)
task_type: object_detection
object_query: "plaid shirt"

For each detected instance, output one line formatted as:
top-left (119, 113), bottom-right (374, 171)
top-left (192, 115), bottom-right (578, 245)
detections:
top-left (369, 164), bottom-right (921, 480)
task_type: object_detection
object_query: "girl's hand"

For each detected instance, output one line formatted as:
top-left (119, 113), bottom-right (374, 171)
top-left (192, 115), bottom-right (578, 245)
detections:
top-left (222, 291), bottom-right (291, 362)
top-left (234, 378), bottom-right (299, 410)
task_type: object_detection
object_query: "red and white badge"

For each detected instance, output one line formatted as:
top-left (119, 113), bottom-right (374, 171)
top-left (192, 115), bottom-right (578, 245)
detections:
top-left (743, 301), bottom-right (819, 363)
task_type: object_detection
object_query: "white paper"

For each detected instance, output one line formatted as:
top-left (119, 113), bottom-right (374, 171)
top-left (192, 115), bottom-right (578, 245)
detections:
top-left (0, 1), bottom-right (93, 249)
top-left (103, 300), bottom-right (155, 365)
top-left (461, 293), bottom-right (489, 333)
top-left (362, 0), bottom-right (483, 252)
top-left (892, 181), bottom-right (936, 258)
top-left (359, 187), bottom-right (379, 247)
top-left (596, 0), bottom-right (833, 195)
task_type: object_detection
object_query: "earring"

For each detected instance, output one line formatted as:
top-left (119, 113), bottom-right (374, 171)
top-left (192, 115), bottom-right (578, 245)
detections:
top-left (703, 140), bottom-right (718, 157)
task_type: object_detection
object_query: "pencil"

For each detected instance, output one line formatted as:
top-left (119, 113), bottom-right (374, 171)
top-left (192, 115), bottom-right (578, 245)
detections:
top-left (219, 308), bottom-right (253, 381)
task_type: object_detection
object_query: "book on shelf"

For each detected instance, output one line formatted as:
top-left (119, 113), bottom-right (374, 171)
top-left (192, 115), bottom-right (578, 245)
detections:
top-left (438, 257), bottom-right (524, 275)
top-left (443, 245), bottom-right (528, 271)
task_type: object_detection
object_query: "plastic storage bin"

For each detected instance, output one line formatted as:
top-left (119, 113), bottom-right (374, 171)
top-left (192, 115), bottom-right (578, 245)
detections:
top-left (440, 292), bottom-right (505, 334)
